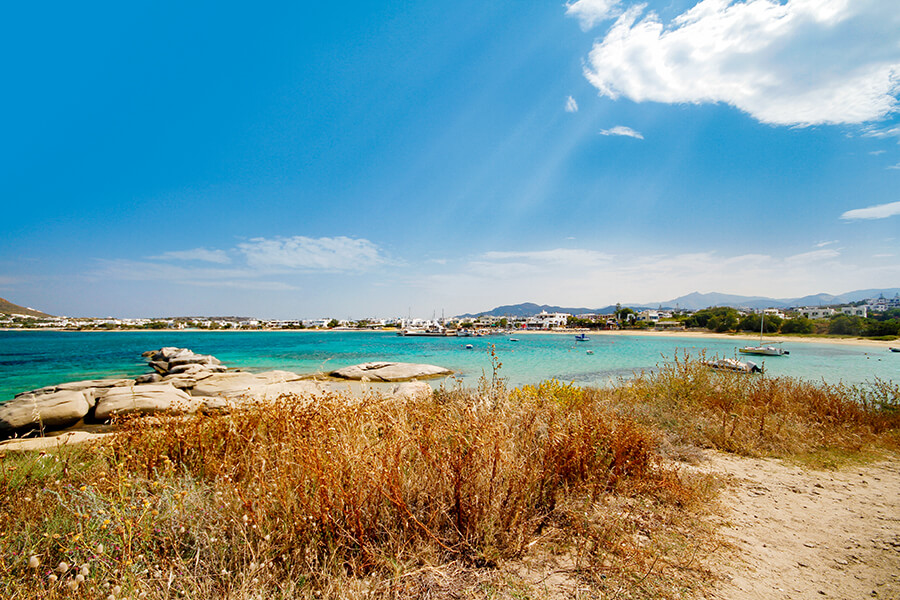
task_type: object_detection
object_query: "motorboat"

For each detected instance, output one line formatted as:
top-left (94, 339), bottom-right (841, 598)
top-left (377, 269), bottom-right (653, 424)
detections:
top-left (702, 358), bottom-right (762, 373)
top-left (574, 333), bottom-right (589, 342)
top-left (397, 326), bottom-right (452, 337)
top-left (509, 338), bottom-right (519, 342)
top-left (890, 347), bottom-right (900, 353)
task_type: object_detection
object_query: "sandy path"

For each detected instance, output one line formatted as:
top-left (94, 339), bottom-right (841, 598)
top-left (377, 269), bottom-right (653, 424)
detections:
top-left (703, 452), bottom-right (900, 600)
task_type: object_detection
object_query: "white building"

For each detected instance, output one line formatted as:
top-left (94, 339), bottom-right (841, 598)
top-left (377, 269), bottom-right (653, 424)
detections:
top-left (800, 307), bottom-right (835, 319)
top-left (526, 311), bottom-right (569, 329)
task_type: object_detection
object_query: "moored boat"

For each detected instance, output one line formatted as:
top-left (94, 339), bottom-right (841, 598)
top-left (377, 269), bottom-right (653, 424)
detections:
top-left (702, 358), bottom-right (762, 373)
top-left (575, 333), bottom-right (589, 342)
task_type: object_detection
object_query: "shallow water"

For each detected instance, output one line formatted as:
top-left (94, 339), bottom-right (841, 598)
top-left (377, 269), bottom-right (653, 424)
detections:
top-left (1, 330), bottom-right (897, 401)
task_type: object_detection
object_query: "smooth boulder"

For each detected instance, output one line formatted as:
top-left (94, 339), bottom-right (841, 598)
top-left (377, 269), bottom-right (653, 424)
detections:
top-left (329, 362), bottom-right (452, 382)
top-left (0, 390), bottom-right (91, 434)
top-left (94, 384), bottom-right (198, 421)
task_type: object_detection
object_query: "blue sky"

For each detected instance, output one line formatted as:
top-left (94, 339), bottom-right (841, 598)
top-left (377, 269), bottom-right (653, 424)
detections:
top-left (2, 0), bottom-right (899, 319)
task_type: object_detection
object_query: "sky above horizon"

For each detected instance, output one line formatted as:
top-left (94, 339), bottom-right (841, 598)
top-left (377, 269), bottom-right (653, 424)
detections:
top-left (2, 0), bottom-right (899, 319)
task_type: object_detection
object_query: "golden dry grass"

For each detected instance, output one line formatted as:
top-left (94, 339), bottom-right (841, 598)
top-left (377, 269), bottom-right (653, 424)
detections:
top-left (1, 359), bottom-right (896, 599)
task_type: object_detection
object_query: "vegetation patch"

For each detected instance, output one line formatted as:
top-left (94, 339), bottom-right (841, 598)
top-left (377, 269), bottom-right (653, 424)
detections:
top-left (1, 360), bottom-right (897, 599)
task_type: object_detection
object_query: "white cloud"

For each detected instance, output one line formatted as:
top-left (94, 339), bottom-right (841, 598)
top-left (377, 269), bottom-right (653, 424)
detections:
top-left (151, 248), bottom-right (231, 264)
top-left (422, 246), bottom-right (900, 309)
top-left (599, 125), bottom-right (644, 139)
top-left (582, 0), bottom-right (900, 126)
top-left (238, 236), bottom-right (385, 271)
top-left (481, 248), bottom-right (613, 267)
top-left (784, 248), bottom-right (841, 264)
top-left (840, 200), bottom-right (900, 220)
top-left (815, 240), bottom-right (838, 248)
top-left (565, 95), bottom-right (579, 112)
top-left (869, 150), bottom-right (886, 155)
top-left (863, 125), bottom-right (900, 139)
top-left (566, 0), bottom-right (622, 31)
top-left (889, 163), bottom-right (900, 170)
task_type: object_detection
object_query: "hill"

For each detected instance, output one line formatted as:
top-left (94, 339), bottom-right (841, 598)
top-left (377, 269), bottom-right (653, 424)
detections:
top-left (0, 297), bottom-right (54, 318)
top-left (457, 287), bottom-right (900, 318)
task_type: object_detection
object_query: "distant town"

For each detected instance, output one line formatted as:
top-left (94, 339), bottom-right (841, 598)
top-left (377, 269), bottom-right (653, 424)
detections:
top-left (3, 293), bottom-right (899, 338)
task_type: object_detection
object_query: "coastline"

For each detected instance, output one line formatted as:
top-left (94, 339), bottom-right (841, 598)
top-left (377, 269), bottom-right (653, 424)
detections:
top-left (2, 326), bottom-right (896, 349)
top-left (511, 328), bottom-right (899, 349)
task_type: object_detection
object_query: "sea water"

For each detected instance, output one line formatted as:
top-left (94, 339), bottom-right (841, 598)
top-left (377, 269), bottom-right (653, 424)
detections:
top-left (1, 330), bottom-right (897, 401)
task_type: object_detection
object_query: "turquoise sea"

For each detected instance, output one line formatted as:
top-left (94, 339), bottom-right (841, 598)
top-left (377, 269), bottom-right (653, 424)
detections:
top-left (1, 330), bottom-right (898, 402)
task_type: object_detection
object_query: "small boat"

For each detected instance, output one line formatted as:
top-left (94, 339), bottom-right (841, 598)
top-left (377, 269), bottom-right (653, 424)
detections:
top-left (456, 329), bottom-right (473, 337)
top-left (739, 312), bottom-right (788, 356)
top-left (509, 338), bottom-right (519, 342)
top-left (702, 358), bottom-right (762, 373)
top-left (398, 326), bottom-right (452, 337)
top-left (586, 350), bottom-right (594, 355)
top-left (890, 347), bottom-right (900, 353)
top-left (739, 345), bottom-right (789, 356)
top-left (574, 333), bottom-right (589, 342)
top-left (465, 344), bottom-right (474, 349)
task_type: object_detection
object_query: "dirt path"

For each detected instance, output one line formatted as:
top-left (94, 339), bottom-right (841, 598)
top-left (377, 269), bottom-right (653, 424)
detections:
top-left (703, 451), bottom-right (900, 600)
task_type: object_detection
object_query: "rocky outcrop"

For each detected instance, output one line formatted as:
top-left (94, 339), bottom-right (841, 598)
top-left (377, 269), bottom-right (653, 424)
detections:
top-left (1, 349), bottom-right (443, 440)
top-left (0, 390), bottom-right (92, 436)
top-left (94, 384), bottom-right (199, 420)
top-left (329, 362), bottom-right (452, 381)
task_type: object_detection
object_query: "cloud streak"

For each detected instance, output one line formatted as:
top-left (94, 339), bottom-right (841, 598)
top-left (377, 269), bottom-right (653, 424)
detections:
top-left (150, 248), bottom-right (231, 264)
top-left (840, 201), bottom-right (900, 220)
top-left (565, 95), bottom-right (579, 113)
top-left (599, 125), bottom-right (644, 139)
top-left (581, 0), bottom-right (900, 126)
top-left (566, 0), bottom-right (621, 31)
top-left (238, 236), bottom-right (385, 271)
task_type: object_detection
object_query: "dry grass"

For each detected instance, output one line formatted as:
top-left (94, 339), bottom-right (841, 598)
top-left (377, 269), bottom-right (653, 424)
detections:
top-left (1, 358), bottom-right (896, 599)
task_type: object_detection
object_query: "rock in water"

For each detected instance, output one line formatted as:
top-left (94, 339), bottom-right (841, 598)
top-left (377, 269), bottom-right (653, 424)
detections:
top-left (329, 362), bottom-right (452, 381)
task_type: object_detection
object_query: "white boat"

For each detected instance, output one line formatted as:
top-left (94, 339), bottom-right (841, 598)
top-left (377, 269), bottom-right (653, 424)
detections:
top-left (509, 338), bottom-right (520, 342)
top-left (398, 326), bottom-right (451, 337)
top-left (739, 312), bottom-right (789, 356)
top-left (703, 358), bottom-right (762, 373)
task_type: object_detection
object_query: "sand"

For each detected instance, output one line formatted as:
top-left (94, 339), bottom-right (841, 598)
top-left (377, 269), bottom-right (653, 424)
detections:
top-left (702, 452), bottom-right (900, 599)
top-left (527, 328), bottom-right (898, 350)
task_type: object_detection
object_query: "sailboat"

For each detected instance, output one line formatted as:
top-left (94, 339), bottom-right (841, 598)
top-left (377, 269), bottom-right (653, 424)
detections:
top-left (739, 312), bottom-right (789, 356)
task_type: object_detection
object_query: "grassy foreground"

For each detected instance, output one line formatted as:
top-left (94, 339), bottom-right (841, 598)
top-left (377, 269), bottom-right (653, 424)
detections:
top-left (1, 359), bottom-right (898, 599)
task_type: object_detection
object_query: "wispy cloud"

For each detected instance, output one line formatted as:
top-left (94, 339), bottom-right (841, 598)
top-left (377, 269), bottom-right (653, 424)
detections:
top-left (840, 201), bottom-right (900, 220)
top-left (580, 0), bottom-right (900, 126)
top-left (869, 150), bottom-right (886, 155)
top-left (785, 248), bottom-right (841, 265)
top-left (566, 0), bottom-right (622, 31)
top-left (565, 95), bottom-right (579, 113)
top-left (815, 240), bottom-right (838, 248)
top-left (422, 246), bottom-right (899, 309)
top-left (238, 236), bottom-right (385, 271)
top-left (599, 125), bottom-right (643, 139)
top-left (481, 248), bottom-right (613, 267)
top-left (863, 125), bottom-right (900, 140)
top-left (150, 248), bottom-right (231, 264)
top-left (91, 235), bottom-right (389, 289)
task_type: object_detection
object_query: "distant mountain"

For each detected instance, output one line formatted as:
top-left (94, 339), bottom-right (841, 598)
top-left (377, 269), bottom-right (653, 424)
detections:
top-left (457, 302), bottom-right (650, 318)
top-left (661, 288), bottom-right (900, 311)
top-left (0, 297), bottom-right (54, 318)
top-left (458, 288), bottom-right (900, 318)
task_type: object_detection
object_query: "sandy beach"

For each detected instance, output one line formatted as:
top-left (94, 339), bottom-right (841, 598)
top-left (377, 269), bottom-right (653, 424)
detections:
top-left (524, 328), bottom-right (899, 350)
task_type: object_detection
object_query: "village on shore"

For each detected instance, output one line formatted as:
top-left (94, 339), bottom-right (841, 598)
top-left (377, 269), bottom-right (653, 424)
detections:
top-left (3, 293), bottom-right (899, 339)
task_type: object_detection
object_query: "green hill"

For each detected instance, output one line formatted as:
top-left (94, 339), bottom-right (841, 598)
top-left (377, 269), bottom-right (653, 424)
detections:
top-left (0, 297), bottom-right (54, 318)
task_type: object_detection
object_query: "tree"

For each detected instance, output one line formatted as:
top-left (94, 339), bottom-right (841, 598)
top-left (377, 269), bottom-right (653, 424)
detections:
top-left (828, 315), bottom-right (862, 336)
top-left (781, 317), bottom-right (814, 334)
top-left (327, 319), bottom-right (340, 328)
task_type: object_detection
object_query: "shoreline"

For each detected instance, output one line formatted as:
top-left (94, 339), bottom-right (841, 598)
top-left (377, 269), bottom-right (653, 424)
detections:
top-left (2, 326), bottom-right (897, 349)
